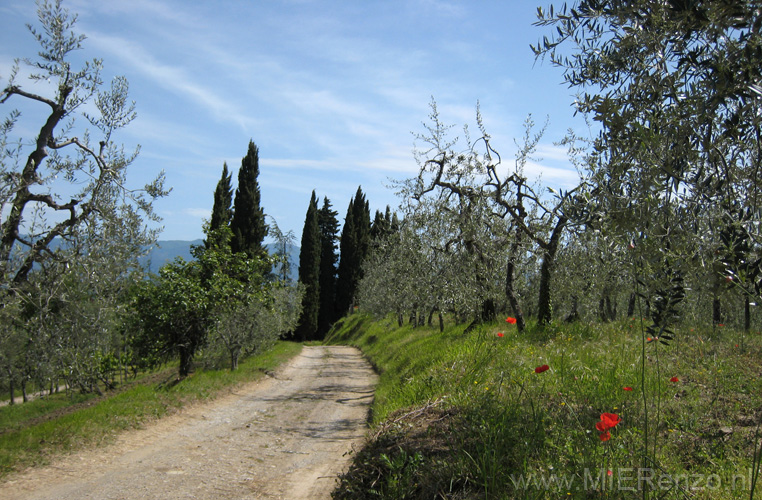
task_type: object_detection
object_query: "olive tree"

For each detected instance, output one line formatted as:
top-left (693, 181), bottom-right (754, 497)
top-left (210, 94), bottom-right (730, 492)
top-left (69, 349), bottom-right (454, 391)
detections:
top-left (0, 0), bottom-right (167, 399)
top-left (209, 283), bottom-right (303, 371)
top-left (533, 1), bottom-right (762, 330)
top-left (401, 101), bottom-right (589, 328)
top-left (0, 0), bottom-right (167, 289)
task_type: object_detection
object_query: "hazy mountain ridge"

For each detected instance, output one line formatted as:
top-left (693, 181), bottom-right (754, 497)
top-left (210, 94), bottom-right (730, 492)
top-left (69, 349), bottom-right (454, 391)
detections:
top-left (140, 240), bottom-right (300, 280)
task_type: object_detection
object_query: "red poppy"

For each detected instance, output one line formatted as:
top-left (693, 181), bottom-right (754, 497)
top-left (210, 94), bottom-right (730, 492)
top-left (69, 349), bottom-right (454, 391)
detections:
top-left (600, 413), bottom-right (621, 429)
top-left (669, 376), bottom-right (679, 383)
top-left (496, 332), bottom-right (504, 338)
top-left (506, 317), bottom-right (517, 325)
top-left (534, 364), bottom-right (550, 374)
top-left (718, 324), bottom-right (725, 327)
top-left (646, 337), bottom-right (653, 342)
top-left (607, 469), bottom-right (613, 476)
top-left (596, 412), bottom-right (620, 441)
top-left (623, 386), bottom-right (633, 391)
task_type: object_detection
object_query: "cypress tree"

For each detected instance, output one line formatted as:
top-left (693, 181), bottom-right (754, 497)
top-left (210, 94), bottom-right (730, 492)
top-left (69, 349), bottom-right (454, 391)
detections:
top-left (230, 140), bottom-right (268, 257)
top-left (296, 191), bottom-right (321, 341)
top-left (317, 196), bottom-right (339, 336)
top-left (370, 208), bottom-right (390, 241)
top-left (335, 198), bottom-right (356, 319)
top-left (334, 186), bottom-right (372, 318)
top-left (352, 187), bottom-right (371, 263)
top-left (205, 162), bottom-right (233, 249)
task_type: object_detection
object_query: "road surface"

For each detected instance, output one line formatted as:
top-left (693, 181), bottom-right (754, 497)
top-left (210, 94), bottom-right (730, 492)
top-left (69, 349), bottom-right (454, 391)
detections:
top-left (0, 345), bottom-right (377, 500)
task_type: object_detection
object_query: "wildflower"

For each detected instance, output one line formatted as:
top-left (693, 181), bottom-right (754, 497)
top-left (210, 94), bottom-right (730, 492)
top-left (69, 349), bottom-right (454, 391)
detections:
top-left (497, 332), bottom-right (504, 338)
top-left (506, 317), bottom-right (517, 325)
top-left (718, 324), bottom-right (725, 327)
top-left (596, 412), bottom-right (621, 441)
top-left (607, 470), bottom-right (613, 476)
top-left (600, 413), bottom-right (621, 428)
top-left (535, 364), bottom-right (550, 374)
top-left (669, 376), bottom-right (679, 383)
top-left (623, 386), bottom-right (633, 391)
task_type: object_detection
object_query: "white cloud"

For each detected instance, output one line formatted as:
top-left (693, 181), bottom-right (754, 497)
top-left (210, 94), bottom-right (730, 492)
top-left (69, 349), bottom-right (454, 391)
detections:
top-left (86, 31), bottom-right (259, 131)
top-left (524, 160), bottom-right (582, 188)
top-left (536, 143), bottom-right (572, 162)
top-left (183, 208), bottom-right (210, 218)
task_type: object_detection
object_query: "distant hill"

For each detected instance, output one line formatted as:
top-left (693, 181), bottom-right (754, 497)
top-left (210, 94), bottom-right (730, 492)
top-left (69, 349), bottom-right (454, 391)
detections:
top-left (140, 239), bottom-right (203, 272)
top-left (140, 240), bottom-right (300, 281)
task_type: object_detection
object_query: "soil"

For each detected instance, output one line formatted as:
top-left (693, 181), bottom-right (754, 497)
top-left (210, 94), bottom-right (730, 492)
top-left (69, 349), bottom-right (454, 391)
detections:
top-left (0, 345), bottom-right (378, 500)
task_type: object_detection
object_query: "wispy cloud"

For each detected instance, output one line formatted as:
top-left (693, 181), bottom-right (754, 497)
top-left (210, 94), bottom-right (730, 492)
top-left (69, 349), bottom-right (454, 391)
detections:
top-left (86, 31), bottom-right (260, 131)
top-left (184, 208), bottom-right (211, 219)
top-left (524, 160), bottom-right (582, 188)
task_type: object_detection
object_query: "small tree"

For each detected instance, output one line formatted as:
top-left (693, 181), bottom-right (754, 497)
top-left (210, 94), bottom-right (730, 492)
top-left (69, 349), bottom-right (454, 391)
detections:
top-left (268, 216), bottom-right (297, 283)
top-left (212, 282), bottom-right (303, 370)
top-left (132, 226), bottom-right (270, 377)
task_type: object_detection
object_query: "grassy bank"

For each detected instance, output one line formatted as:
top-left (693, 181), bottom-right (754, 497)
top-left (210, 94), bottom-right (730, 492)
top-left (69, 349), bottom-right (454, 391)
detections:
top-left (0, 341), bottom-right (302, 478)
top-left (326, 314), bottom-right (762, 499)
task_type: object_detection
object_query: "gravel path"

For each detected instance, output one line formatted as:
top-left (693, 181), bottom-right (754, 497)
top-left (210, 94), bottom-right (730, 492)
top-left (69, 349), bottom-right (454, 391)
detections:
top-left (0, 345), bottom-right (377, 500)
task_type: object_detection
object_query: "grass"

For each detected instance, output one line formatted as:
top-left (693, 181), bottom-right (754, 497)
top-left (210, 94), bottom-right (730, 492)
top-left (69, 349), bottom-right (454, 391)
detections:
top-left (326, 314), bottom-right (762, 499)
top-left (0, 341), bottom-right (302, 478)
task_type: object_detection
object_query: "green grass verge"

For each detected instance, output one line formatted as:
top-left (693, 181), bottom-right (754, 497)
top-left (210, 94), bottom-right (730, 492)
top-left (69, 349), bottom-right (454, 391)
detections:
top-left (0, 341), bottom-right (302, 479)
top-left (327, 314), bottom-right (762, 499)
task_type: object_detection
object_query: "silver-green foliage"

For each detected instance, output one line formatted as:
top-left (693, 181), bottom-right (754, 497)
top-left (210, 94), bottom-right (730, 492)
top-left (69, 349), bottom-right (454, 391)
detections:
top-left (206, 283), bottom-right (303, 371)
top-left (0, 0), bottom-right (167, 400)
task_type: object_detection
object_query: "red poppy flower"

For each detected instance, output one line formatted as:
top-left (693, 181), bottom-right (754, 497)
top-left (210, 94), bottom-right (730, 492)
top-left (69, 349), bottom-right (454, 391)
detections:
top-left (718, 324), bottom-right (725, 327)
top-left (669, 376), bottom-right (679, 383)
top-left (623, 386), bottom-right (633, 391)
top-left (506, 317), bottom-right (517, 324)
top-left (600, 413), bottom-right (621, 429)
top-left (534, 364), bottom-right (550, 374)
top-left (596, 413), bottom-right (620, 441)
top-left (496, 332), bottom-right (504, 338)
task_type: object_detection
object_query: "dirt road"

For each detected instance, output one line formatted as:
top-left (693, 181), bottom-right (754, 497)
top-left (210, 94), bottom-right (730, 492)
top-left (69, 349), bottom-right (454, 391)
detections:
top-left (0, 346), bottom-right (377, 500)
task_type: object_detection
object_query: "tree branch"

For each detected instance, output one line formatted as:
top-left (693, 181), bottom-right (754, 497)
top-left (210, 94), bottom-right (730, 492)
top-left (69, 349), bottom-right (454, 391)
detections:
top-left (1, 85), bottom-right (57, 108)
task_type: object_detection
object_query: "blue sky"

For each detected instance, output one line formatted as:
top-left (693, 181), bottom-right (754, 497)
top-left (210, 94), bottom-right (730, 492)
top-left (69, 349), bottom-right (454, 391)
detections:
top-left (1, 0), bottom-right (591, 242)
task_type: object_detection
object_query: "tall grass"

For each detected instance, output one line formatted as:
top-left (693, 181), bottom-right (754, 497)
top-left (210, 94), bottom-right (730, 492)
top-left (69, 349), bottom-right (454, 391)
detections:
top-left (328, 314), bottom-right (762, 499)
top-left (0, 341), bottom-right (301, 478)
